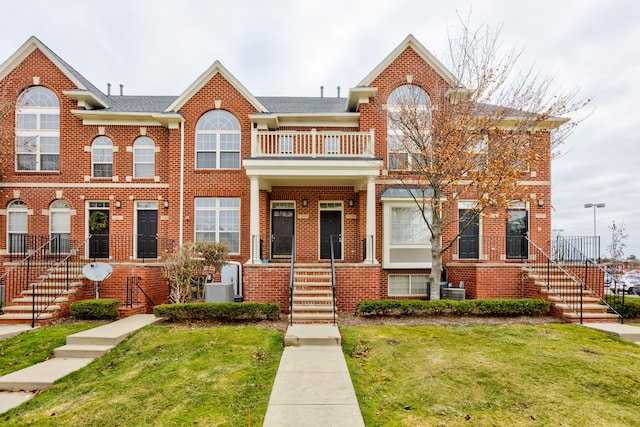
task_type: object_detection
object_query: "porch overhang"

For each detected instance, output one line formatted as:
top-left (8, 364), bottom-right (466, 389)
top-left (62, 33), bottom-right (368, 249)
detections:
top-left (243, 158), bottom-right (382, 191)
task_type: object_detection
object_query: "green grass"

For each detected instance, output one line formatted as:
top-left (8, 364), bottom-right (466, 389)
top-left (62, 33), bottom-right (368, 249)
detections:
top-left (1, 325), bottom-right (283, 426)
top-left (342, 324), bottom-right (640, 426)
top-left (0, 323), bottom-right (100, 376)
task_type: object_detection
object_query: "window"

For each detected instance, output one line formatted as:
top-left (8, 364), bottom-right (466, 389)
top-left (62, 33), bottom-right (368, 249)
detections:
top-left (91, 136), bottom-right (113, 177)
top-left (50, 200), bottom-right (70, 253)
top-left (278, 135), bottom-right (293, 154)
top-left (7, 200), bottom-right (27, 254)
top-left (195, 198), bottom-right (240, 253)
top-left (133, 136), bottom-right (155, 178)
top-left (15, 86), bottom-right (60, 171)
top-left (387, 85), bottom-right (431, 170)
top-left (391, 206), bottom-right (430, 244)
top-left (195, 110), bottom-right (241, 169)
top-left (470, 136), bottom-right (488, 171)
top-left (388, 274), bottom-right (429, 296)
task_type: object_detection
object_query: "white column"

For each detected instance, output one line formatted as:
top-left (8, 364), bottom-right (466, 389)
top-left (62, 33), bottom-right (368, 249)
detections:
top-left (249, 176), bottom-right (261, 264)
top-left (365, 176), bottom-right (377, 264)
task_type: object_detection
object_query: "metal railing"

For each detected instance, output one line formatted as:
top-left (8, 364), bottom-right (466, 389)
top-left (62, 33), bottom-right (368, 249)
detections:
top-left (126, 276), bottom-right (158, 309)
top-left (453, 235), bottom-right (531, 261)
top-left (526, 236), bottom-right (622, 324)
top-left (253, 129), bottom-right (374, 158)
top-left (88, 234), bottom-right (175, 262)
top-left (253, 232), bottom-right (370, 263)
top-left (28, 237), bottom-right (91, 327)
top-left (0, 235), bottom-right (70, 306)
top-left (288, 237), bottom-right (296, 326)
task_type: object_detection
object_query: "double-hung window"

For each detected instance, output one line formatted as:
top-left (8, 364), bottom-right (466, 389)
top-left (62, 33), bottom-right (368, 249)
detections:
top-left (92, 136), bottom-right (113, 177)
top-left (7, 200), bottom-right (28, 254)
top-left (15, 87), bottom-right (60, 171)
top-left (194, 198), bottom-right (240, 253)
top-left (195, 111), bottom-right (241, 169)
top-left (133, 136), bottom-right (154, 178)
top-left (50, 200), bottom-right (71, 253)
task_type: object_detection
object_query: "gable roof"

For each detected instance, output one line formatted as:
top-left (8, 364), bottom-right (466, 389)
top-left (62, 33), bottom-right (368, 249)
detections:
top-left (165, 60), bottom-right (266, 113)
top-left (0, 36), bottom-right (109, 108)
top-left (358, 34), bottom-right (462, 89)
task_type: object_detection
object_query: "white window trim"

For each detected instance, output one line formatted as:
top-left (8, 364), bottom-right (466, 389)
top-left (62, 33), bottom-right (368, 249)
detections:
top-left (388, 274), bottom-right (430, 296)
top-left (195, 111), bottom-right (241, 170)
top-left (133, 137), bottom-right (155, 178)
top-left (194, 197), bottom-right (241, 254)
top-left (382, 199), bottom-right (433, 269)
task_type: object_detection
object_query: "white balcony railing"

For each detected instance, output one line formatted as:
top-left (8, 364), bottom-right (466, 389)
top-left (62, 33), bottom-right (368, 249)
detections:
top-left (252, 129), bottom-right (375, 158)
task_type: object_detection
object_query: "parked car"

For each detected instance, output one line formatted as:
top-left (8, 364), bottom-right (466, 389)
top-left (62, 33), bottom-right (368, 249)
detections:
top-left (611, 272), bottom-right (640, 294)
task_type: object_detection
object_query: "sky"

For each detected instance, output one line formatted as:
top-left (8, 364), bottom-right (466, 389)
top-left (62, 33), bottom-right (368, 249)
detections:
top-left (1, 0), bottom-right (638, 257)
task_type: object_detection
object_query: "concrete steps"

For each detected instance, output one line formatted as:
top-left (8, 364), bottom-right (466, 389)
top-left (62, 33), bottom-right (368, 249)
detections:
top-left (289, 266), bottom-right (336, 325)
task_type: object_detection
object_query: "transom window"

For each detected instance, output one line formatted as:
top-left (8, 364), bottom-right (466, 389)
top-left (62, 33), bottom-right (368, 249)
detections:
top-left (15, 86), bottom-right (60, 171)
top-left (194, 198), bottom-right (240, 253)
top-left (195, 110), bottom-right (241, 169)
top-left (133, 136), bottom-right (155, 178)
top-left (7, 200), bottom-right (28, 254)
top-left (92, 136), bottom-right (113, 177)
top-left (387, 84), bottom-right (431, 170)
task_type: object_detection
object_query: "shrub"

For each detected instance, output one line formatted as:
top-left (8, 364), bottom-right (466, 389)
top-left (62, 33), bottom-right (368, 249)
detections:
top-left (154, 302), bottom-right (280, 322)
top-left (70, 299), bottom-right (120, 320)
top-left (604, 296), bottom-right (640, 319)
top-left (355, 299), bottom-right (550, 317)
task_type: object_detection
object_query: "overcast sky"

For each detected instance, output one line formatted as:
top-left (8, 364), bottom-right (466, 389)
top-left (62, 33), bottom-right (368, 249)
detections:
top-left (1, 0), bottom-right (638, 257)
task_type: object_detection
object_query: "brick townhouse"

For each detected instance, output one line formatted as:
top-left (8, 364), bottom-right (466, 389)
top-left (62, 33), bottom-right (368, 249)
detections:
top-left (0, 34), bottom-right (564, 322)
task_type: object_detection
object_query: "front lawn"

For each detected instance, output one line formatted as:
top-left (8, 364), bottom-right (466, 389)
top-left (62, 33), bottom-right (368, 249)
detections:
top-left (2, 325), bottom-right (283, 426)
top-left (342, 324), bottom-right (640, 426)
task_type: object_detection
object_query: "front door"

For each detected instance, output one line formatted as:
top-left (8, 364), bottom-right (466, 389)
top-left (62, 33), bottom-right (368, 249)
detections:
top-left (459, 209), bottom-right (480, 259)
top-left (271, 209), bottom-right (294, 258)
top-left (88, 208), bottom-right (109, 259)
top-left (506, 209), bottom-right (528, 259)
top-left (320, 210), bottom-right (342, 260)
top-left (137, 209), bottom-right (158, 259)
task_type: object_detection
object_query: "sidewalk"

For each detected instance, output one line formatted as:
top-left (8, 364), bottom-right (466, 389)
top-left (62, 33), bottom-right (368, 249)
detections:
top-left (0, 314), bottom-right (158, 415)
top-left (263, 325), bottom-right (365, 427)
top-left (582, 322), bottom-right (640, 345)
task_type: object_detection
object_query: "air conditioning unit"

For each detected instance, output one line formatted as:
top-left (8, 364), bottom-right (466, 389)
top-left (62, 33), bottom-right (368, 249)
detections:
top-left (442, 288), bottom-right (465, 301)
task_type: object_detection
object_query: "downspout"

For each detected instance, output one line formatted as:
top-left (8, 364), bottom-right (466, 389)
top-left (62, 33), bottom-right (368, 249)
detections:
top-left (179, 120), bottom-right (185, 245)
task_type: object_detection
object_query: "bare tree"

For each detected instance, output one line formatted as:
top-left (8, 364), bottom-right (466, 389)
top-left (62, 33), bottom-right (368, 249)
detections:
top-left (386, 19), bottom-right (590, 295)
top-left (607, 220), bottom-right (628, 265)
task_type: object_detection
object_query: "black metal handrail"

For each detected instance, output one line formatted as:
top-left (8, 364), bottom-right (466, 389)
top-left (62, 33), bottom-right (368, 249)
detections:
top-left (288, 236), bottom-right (296, 325)
top-left (329, 234), bottom-right (338, 326)
top-left (126, 276), bottom-right (157, 308)
top-left (526, 236), bottom-right (622, 324)
top-left (30, 237), bottom-right (91, 327)
top-left (0, 235), bottom-right (66, 307)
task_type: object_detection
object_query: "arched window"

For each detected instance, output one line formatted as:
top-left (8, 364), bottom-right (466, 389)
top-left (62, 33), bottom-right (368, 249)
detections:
top-left (387, 84), bottom-right (431, 170)
top-left (15, 86), bottom-right (60, 171)
top-left (7, 200), bottom-right (27, 254)
top-left (50, 200), bottom-right (71, 253)
top-left (133, 136), bottom-right (154, 178)
top-left (195, 110), bottom-right (240, 169)
top-left (92, 136), bottom-right (113, 177)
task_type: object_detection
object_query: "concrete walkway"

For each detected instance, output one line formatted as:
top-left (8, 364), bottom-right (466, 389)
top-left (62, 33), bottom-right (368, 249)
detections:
top-left (583, 322), bottom-right (640, 345)
top-left (0, 314), bottom-right (158, 415)
top-left (263, 325), bottom-right (365, 427)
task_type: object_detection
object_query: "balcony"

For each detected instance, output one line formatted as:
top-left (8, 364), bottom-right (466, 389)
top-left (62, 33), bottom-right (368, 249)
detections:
top-left (251, 129), bottom-right (375, 158)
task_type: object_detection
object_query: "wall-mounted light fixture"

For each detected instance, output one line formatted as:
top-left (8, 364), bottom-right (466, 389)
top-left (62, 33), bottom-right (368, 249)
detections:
top-left (348, 199), bottom-right (355, 207)
top-left (115, 201), bottom-right (121, 208)
top-left (537, 199), bottom-right (544, 207)
top-left (164, 200), bottom-right (169, 209)
top-left (302, 199), bottom-right (308, 207)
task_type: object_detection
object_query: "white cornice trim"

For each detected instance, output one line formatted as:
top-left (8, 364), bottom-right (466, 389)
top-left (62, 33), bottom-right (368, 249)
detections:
top-left (0, 182), bottom-right (170, 189)
top-left (70, 110), bottom-right (184, 128)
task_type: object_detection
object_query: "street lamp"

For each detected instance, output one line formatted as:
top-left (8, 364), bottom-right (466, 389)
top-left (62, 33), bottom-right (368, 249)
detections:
top-left (584, 203), bottom-right (605, 260)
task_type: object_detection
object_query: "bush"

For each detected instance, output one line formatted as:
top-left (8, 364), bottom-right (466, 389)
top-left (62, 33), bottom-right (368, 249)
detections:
top-left (355, 299), bottom-right (550, 317)
top-left (154, 302), bottom-right (280, 322)
top-left (70, 299), bottom-right (120, 320)
top-left (604, 296), bottom-right (640, 319)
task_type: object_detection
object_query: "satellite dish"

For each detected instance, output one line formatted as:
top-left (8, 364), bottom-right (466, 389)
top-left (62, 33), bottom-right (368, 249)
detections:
top-left (82, 262), bottom-right (113, 298)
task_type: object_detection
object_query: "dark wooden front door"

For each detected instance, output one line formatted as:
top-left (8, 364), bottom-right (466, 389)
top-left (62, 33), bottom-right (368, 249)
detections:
top-left (459, 209), bottom-right (480, 259)
top-left (320, 210), bottom-right (341, 260)
top-left (506, 209), bottom-right (528, 259)
top-left (89, 209), bottom-right (109, 259)
top-left (137, 209), bottom-right (158, 259)
top-left (271, 209), bottom-right (294, 258)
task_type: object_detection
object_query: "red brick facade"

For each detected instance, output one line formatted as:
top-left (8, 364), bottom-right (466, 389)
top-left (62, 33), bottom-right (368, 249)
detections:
top-left (0, 36), bottom-right (557, 313)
